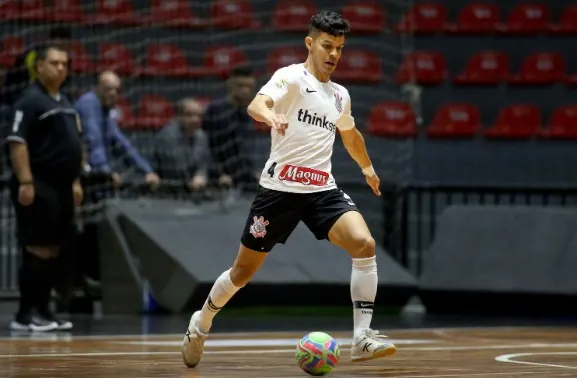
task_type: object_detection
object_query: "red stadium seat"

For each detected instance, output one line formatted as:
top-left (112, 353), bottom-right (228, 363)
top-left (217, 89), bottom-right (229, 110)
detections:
top-left (341, 1), bottom-right (386, 34)
top-left (266, 47), bottom-right (305, 74)
top-left (395, 51), bottom-right (446, 85)
top-left (210, 0), bottom-right (261, 30)
top-left (115, 97), bottom-right (136, 129)
top-left (540, 105), bottom-right (577, 139)
top-left (97, 43), bottom-right (138, 76)
top-left (396, 3), bottom-right (448, 34)
top-left (445, 2), bottom-right (500, 34)
top-left (331, 49), bottom-right (382, 84)
top-left (148, 0), bottom-right (204, 28)
top-left (496, 3), bottom-right (550, 35)
top-left (507, 52), bottom-right (565, 85)
top-left (92, 0), bottom-right (143, 26)
top-left (135, 94), bottom-right (174, 129)
top-left (0, 36), bottom-right (25, 68)
top-left (367, 101), bottom-right (417, 137)
top-left (67, 41), bottom-right (94, 73)
top-left (271, 0), bottom-right (317, 32)
top-left (548, 5), bottom-right (577, 35)
top-left (203, 45), bottom-right (248, 78)
top-left (143, 43), bottom-right (193, 77)
top-left (50, 0), bottom-right (85, 23)
top-left (484, 104), bottom-right (541, 139)
top-left (0, 1), bottom-right (17, 20)
top-left (427, 103), bottom-right (481, 138)
top-left (453, 51), bottom-right (509, 85)
top-left (13, 0), bottom-right (47, 21)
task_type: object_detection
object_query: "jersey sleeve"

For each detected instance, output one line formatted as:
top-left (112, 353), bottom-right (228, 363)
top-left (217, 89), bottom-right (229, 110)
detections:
top-left (6, 96), bottom-right (37, 143)
top-left (336, 93), bottom-right (355, 131)
top-left (258, 67), bottom-right (295, 104)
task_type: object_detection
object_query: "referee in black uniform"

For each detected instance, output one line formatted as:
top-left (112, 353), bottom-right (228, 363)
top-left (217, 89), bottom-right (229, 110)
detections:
top-left (6, 44), bottom-right (83, 332)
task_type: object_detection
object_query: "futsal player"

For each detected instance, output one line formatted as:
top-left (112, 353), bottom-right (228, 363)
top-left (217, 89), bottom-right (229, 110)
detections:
top-left (6, 44), bottom-right (83, 331)
top-left (182, 10), bottom-right (396, 366)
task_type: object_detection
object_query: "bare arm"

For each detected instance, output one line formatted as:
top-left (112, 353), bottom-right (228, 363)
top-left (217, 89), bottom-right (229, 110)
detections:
top-left (247, 94), bottom-right (275, 124)
top-left (9, 143), bottom-right (33, 183)
top-left (339, 128), bottom-right (372, 171)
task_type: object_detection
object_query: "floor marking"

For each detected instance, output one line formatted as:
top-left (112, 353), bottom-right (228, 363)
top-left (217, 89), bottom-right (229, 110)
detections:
top-left (0, 349), bottom-right (293, 358)
top-left (397, 372), bottom-right (554, 377)
top-left (495, 352), bottom-right (577, 369)
top-left (114, 338), bottom-right (437, 347)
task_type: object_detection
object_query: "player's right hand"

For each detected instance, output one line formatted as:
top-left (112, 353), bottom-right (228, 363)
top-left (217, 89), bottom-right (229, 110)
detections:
top-left (18, 183), bottom-right (34, 206)
top-left (267, 113), bottom-right (288, 136)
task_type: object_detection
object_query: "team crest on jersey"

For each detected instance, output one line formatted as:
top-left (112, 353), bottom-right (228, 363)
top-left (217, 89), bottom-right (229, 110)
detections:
top-left (249, 216), bottom-right (269, 238)
top-left (334, 93), bottom-right (343, 112)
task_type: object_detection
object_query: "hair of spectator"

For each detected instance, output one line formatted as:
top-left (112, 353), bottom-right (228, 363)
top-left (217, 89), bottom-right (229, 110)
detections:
top-left (229, 65), bottom-right (254, 78)
top-left (35, 44), bottom-right (67, 63)
top-left (175, 98), bottom-right (201, 115)
top-left (49, 26), bottom-right (72, 40)
top-left (309, 10), bottom-right (350, 37)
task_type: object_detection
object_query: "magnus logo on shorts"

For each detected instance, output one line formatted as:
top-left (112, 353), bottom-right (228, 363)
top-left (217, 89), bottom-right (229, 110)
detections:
top-left (278, 165), bottom-right (329, 186)
top-left (297, 109), bottom-right (336, 132)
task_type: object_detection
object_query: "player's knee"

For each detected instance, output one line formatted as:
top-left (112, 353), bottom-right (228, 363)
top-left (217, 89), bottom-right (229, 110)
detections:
top-left (350, 235), bottom-right (376, 259)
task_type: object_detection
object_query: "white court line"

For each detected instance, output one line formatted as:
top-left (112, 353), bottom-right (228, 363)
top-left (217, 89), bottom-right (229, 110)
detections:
top-left (4, 342), bottom-right (577, 359)
top-left (115, 338), bottom-right (437, 347)
top-left (495, 352), bottom-right (577, 370)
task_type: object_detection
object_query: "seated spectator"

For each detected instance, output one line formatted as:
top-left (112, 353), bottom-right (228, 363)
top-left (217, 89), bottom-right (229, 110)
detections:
top-left (154, 98), bottom-right (214, 192)
top-left (75, 71), bottom-right (160, 189)
top-left (203, 65), bottom-right (259, 192)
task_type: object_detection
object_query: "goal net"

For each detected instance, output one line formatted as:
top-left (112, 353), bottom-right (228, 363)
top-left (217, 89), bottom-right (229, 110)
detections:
top-left (0, 0), bottom-right (415, 293)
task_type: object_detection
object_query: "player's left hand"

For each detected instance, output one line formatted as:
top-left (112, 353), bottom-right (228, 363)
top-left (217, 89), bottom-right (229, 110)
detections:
top-left (72, 181), bottom-right (84, 206)
top-left (365, 173), bottom-right (381, 196)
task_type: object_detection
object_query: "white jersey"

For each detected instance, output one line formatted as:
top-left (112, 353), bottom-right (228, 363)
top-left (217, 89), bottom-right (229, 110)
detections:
top-left (257, 63), bottom-right (355, 193)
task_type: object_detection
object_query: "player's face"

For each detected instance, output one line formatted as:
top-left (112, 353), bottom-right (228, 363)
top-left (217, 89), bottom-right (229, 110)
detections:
top-left (37, 49), bottom-right (68, 87)
top-left (178, 101), bottom-right (203, 133)
top-left (308, 32), bottom-right (345, 76)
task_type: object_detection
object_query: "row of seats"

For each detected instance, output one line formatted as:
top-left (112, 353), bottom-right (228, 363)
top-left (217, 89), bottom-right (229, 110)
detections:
top-left (112, 93), bottom-right (577, 141)
top-left (0, 38), bottom-right (381, 83)
top-left (398, 2), bottom-right (577, 35)
top-left (369, 102), bottom-right (577, 139)
top-left (3, 35), bottom-right (575, 86)
top-left (0, 0), bottom-right (385, 33)
top-left (3, 1), bottom-right (576, 35)
top-left (397, 51), bottom-right (577, 86)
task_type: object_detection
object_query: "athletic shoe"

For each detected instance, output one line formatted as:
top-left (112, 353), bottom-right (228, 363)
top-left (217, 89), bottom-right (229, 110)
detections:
top-left (181, 311), bottom-right (208, 368)
top-left (9, 314), bottom-right (58, 332)
top-left (351, 329), bottom-right (397, 362)
top-left (39, 311), bottom-right (73, 331)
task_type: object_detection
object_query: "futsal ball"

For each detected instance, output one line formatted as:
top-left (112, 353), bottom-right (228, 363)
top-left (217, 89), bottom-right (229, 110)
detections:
top-left (296, 332), bottom-right (340, 376)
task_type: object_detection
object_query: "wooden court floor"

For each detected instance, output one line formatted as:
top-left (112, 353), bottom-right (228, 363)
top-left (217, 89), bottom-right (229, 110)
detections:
top-left (2, 327), bottom-right (577, 377)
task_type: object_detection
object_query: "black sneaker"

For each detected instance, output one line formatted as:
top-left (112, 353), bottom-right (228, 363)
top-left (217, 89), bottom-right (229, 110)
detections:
top-left (38, 311), bottom-right (73, 331)
top-left (9, 313), bottom-right (58, 332)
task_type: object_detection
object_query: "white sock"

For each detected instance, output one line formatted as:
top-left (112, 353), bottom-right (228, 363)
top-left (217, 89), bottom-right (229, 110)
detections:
top-left (351, 256), bottom-right (378, 340)
top-left (196, 269), bottom-right (242, 333)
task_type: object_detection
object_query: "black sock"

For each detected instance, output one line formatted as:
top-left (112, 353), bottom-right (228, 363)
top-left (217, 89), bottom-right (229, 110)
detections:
top-left (37, 259), bottom-right (55, 316)
top-left (20, 250), bottom-right (53, 316)
top-left (17, 255), bottom-right (35, 319)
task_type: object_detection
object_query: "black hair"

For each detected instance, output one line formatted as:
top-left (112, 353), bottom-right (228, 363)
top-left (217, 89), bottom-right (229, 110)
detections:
top-left (36, 44), bottom-right (67, 62)
top-left (230, 65), bottom-right (254, 78)
top-left (309, 10), bottom-right (350, 37)
top-left (49, 26), bottom-right (72, 40)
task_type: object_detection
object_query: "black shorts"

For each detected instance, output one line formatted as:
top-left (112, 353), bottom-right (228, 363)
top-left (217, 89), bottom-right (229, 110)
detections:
top-left (10, 180), bottom-right (75, 247)
top-left (240, 185), bottom-right (359, 252)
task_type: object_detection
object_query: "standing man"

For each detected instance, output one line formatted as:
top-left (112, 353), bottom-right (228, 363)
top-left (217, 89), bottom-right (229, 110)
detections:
top-left (203, 66), bottom-right (258, 191)
top-left (6, 44), bottom-right (83, 331)
top-left (75, 71), bottom-right (160, 189)
top-left (3, 27), bottom-right (73, 107)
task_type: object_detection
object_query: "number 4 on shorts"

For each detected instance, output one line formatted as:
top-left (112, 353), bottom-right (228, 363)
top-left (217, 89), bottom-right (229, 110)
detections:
top-left (267, 162), bottom-right (277, 178)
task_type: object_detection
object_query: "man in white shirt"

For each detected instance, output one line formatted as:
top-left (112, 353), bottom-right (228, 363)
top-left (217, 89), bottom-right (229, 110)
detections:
top-left (182, 10), bottom-right (396, 368)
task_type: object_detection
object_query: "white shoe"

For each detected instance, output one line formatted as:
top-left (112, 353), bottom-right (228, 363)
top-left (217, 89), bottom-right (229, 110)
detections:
top-left (351, 329), bottom-right (397, 362)
top-left (181, 311), bottom-right (208, 368)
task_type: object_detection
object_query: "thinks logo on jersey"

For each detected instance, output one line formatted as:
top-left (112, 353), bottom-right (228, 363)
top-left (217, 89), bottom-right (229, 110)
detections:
top-left (278, 165), bottom-right (329, 186)
top-left (297, 109), bottom-right (336, 132)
